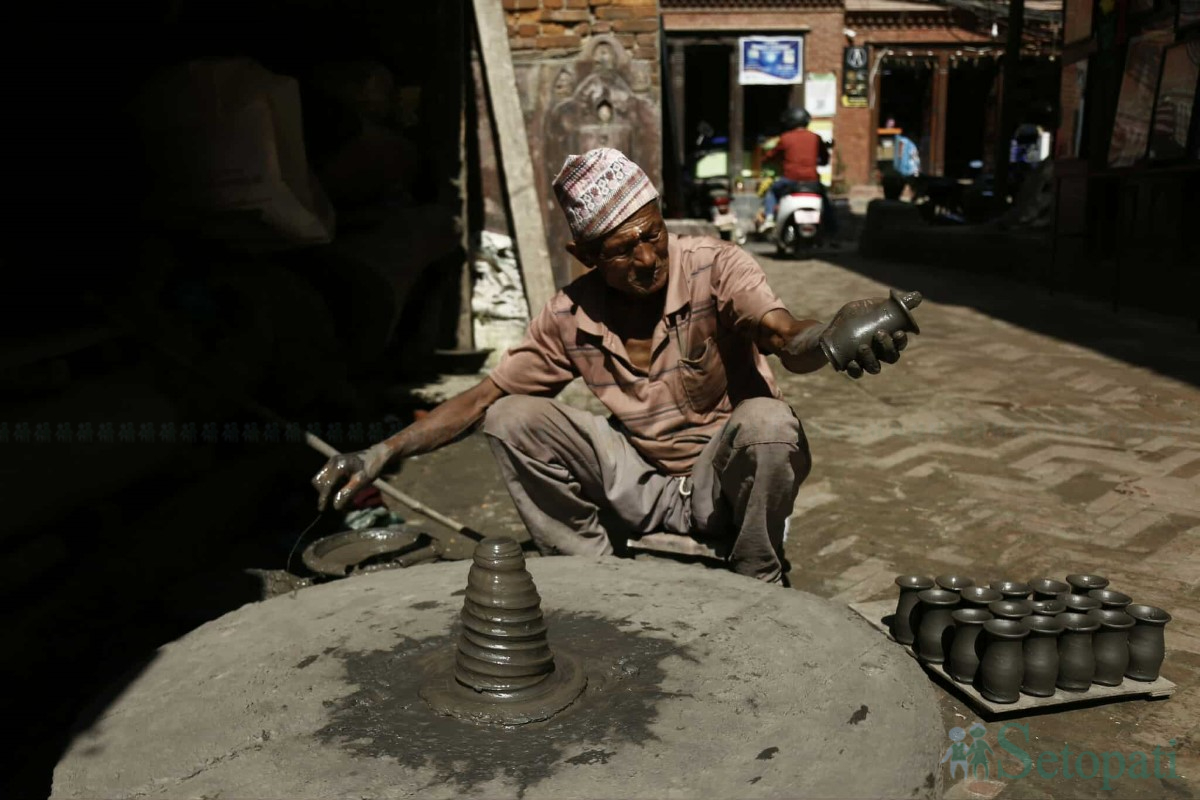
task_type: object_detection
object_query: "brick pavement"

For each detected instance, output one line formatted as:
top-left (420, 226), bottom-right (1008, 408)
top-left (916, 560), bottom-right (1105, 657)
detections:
top-left (759, 247), bottom-right (1199, 799)
top-left (398, 243), bottom-right (1200, 798)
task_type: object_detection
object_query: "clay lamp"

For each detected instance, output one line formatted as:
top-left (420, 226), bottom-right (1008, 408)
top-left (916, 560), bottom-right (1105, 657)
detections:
top-left (935, 574), bottom-right (975, 594)
top-left (1062, 593), bottom-right (1102, 614)
top-left (959, 586), bottom-right (1002, 609)
top-left (1029, 599), bottom-right (1067, 616)
top-left (987, 599), bottom-right (1033, 621)
top-left (1066, 573), bottom-right (1110, 596)
top-left (1029, 578), bottom-right (1071, 600)
top-left (1088, 589), bottom-right (1132, 610)
top-left (989, 580), bottom-right (1032, 601)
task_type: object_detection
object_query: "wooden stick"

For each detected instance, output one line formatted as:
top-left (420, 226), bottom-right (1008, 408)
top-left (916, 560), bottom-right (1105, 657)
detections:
top-left (303, 432), bottom-right (485, 541)
top-left (471, 0), bottom-right (556, 317)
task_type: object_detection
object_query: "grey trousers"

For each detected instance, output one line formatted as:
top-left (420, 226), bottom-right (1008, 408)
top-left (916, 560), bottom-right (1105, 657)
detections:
top-left (482, 395), bottom-right (811, 582)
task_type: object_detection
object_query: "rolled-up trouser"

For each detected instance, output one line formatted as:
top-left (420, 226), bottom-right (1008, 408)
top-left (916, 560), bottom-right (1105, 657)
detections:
top-left (482, 395), bottom-right (811, 582)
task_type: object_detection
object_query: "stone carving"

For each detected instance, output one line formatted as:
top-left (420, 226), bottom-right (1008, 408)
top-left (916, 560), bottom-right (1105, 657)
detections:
top-left (536, 36), bottom-right (662, 284)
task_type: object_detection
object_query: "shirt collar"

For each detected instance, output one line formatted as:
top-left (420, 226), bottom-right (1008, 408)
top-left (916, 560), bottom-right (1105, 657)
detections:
top-left (570, 233), bottom-right (691, 338)
top-left (662, 233), bottom-right (691, 318)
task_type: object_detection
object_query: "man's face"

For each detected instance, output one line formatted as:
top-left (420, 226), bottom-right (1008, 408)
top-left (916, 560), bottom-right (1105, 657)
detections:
top-left (571, 202), bottom-right (669, 298)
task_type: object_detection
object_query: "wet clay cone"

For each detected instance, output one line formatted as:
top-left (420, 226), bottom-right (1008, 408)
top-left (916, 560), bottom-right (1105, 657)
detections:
top-left (422, 537), bottom-right (586, 724)
top-left (455, 538), bottom-right (554, 693)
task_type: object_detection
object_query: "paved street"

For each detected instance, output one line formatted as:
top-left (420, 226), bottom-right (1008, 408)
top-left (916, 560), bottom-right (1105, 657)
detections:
top-left (397, 242), bottom-right (1200, 798)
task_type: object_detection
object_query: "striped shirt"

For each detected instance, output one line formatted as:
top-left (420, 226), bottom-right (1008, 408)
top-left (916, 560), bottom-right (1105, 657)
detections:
top-left (488, 235), bottom-right (786, 475)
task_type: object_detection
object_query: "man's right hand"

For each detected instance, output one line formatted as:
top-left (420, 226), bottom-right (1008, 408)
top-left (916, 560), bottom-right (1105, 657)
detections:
top-left (310, 377), bottom-right (507, 513)
top-left (312, 442), bottom-right (394, 512)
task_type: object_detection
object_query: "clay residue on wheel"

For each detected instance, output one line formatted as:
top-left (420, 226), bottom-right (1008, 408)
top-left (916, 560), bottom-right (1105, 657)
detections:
top-left (302, 528), bottom-right (425, 576)
top-left (314, 612), bottom-right (688, 795)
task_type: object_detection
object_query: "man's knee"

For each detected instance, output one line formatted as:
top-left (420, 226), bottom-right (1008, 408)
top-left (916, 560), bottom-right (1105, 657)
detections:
top-left (482, 395), bottom-right (557, 445)
top-left (729, 398), bottom-right (801, 446)
top-left (728, 398), bottom-right (811, 480)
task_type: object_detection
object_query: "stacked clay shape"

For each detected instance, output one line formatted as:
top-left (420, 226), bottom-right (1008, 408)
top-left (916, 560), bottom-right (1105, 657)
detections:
top-left (421, 537), bottom-right (586, 724)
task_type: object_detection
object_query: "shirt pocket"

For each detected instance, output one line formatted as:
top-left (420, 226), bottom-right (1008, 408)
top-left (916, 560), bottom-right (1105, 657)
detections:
top-left (678, 336), bottom-right (729, 414)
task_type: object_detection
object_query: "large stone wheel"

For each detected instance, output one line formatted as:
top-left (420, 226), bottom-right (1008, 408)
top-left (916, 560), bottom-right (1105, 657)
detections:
top-left (53, 557), bottom-right (944, 799)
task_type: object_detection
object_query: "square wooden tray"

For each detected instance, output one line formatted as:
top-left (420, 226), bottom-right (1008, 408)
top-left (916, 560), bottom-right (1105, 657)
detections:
top-left (849, 599), bottom-right (1175, 716)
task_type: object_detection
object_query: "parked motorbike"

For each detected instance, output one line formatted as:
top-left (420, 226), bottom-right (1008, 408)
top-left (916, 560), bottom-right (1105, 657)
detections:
top-left (709, 188), bottom-right (747, 245)
top-left (772, 181), bottom-right (828, 255)
top-left (911, 160), bottom-right (1001, 225)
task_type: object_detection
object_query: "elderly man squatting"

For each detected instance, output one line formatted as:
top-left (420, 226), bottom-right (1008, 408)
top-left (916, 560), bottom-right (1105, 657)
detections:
top-left (313, 148), bottom-right (915, 584)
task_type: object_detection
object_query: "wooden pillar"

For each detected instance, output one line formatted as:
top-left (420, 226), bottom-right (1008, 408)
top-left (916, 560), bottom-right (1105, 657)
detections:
top-left (472, 0), bottom-right (556, 316)
top-left (983, 67), bottom-right (1004, 171)
top-left (930, 51), bottom-right (950, 177)
top-left (994, 0), bottom-right (1025, 199)
top-left (669, 42), bottom-right (687, 174)
top-left (789, 82), bottom-right (806, 111)
top-left (729, 44), bottom-right (744, 185)
top-left (456, 81), bottom-right (475, 351)
top-left (869, 48), bottom-right (882, 182)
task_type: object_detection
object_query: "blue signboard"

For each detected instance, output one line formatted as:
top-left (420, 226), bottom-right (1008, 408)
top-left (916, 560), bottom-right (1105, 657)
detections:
top-left (739, 37), bottom-right (804, 85)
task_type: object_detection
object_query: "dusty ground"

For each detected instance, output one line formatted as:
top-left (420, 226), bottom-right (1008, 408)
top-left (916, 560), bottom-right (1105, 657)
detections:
top-left (393, 242), bottom-right (1200, 799)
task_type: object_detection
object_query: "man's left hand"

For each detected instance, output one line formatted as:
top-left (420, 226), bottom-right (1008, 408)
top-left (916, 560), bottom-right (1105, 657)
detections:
top-left (820, 294), bottom-right (920, 379)
top-left (840, 327), bottom-right (909, 379)
top-left (761, 291), bottom-right (920, 377)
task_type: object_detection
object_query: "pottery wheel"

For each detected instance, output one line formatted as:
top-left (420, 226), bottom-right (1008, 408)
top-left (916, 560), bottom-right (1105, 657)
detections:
top-left (52, 558), bottom-right (945, 799)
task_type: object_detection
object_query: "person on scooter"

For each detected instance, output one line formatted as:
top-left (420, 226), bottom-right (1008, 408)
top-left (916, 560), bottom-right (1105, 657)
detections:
top-left (760, 108), bottom-right (837, 238)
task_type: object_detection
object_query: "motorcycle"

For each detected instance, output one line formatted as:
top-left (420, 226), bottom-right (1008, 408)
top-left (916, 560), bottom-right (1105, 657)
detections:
top-left (772, 181), bottom-right (828, 255)
top-left (709, 188), bottom-right (747, 246)
top-left (685, 124), bottom-right (748, 245)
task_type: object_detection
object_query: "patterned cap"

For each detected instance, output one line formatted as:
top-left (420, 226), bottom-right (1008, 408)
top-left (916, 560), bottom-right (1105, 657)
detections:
top-left (553, 148), bottom-right (659, 243)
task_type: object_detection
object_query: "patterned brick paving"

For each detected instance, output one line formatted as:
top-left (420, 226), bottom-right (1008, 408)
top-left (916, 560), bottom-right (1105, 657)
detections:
top-left (766, 248), bottom-right (1199, 798)
top-left (401, 244), bottom-right (1200, 798)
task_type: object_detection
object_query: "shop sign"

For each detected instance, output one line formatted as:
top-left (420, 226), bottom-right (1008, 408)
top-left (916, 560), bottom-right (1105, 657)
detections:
top-left (842, 46), bottom-right (869, 107)
top-left (739, 37), bottom-right (803, 85)
top-left (805, 72), bottom-right (838, 118)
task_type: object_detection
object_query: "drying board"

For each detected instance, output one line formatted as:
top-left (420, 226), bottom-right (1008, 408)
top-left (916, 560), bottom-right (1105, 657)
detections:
top-left (849, 599), bottom-right (1175, 716)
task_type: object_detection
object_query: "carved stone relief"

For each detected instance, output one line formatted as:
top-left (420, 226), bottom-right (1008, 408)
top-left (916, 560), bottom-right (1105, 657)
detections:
top-left (518, 36), bottom-right (663, 285)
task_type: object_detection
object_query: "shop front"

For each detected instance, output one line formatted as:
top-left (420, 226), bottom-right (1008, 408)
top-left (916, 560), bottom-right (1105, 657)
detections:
top-left (1051, 0), bottom-right (1200, 319)
top-left (661, 0), bottom-right (1059, 199)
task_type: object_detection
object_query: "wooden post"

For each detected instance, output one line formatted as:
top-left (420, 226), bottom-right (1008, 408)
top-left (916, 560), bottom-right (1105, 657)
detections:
top-left (869, 49), bottom-right (882, 182)
top-left (994, 0), bottom-right (1025, 200)
top-left (472, 0), bottom-right (556, 317)
top-left (453, 3), bottom-right (474, 351)
top-left (670, 41), bottom-right (687, 175)
top-left (789, 82), bottom-right (806, 112)
top-left (457, 91), bottom-right (475, 351)
top-left (930, 51), bottom-right (950, 178)
top-left (729, 44), bottom-right (744, 185)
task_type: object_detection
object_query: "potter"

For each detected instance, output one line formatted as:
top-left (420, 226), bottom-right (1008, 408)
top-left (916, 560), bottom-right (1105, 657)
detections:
top-left (313, 148), bottom-right (922, 584)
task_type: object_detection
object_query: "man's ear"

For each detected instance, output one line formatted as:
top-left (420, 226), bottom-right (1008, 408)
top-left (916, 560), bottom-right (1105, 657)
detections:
top-left (565, 241), bottom-right (595, 269)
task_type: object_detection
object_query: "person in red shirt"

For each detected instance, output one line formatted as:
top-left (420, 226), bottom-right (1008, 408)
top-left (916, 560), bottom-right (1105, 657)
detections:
top-left (761, 108), bottom-right (837, 236)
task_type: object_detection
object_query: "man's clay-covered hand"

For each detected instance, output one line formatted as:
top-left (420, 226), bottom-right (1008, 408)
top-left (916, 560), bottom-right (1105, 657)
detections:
top-left (820, 291), bottom-right (921, 379)
top-left (312, 442), bottom-right (393, 512)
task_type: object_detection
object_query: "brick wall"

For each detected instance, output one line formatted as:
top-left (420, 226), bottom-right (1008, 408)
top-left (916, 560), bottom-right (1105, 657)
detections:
top-left (505, 0), bottom-right (662, 55)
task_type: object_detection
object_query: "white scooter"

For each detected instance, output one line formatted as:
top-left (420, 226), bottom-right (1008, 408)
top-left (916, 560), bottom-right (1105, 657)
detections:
top-left (773, 181), bottom-right (827, 256)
